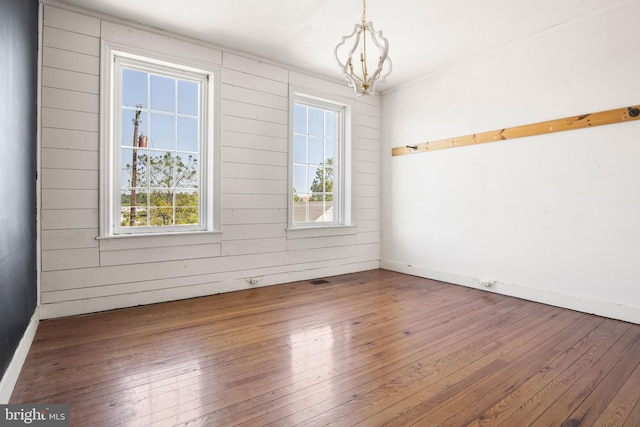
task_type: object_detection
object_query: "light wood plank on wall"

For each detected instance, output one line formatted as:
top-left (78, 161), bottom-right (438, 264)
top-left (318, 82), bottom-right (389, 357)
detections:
top-left (356, 196), bottom-right (380, 210)
top-left (356, 160), bottom-right (380, 175)
top-left (222, 238), bottom-right (287, 256)
top-left (40, 258), bottom-right (378, 308)
top-left (222, 115), bottom-right (288, 139)
top-left (221, 177), bottom-right (287, 195)
top-left (44, 4), bottom-right (100, 36)
top-left (42, 254), bottom-right (378, 298)
top-left (222, 146), bottom-right (287, 167)
top-left (222, 84), bottom-right (288, 111)
top-left (289, 71), bottom-right (357, 101)
top-left (222, 68), bottom-right (288, 97)
top-left (357, 208), bottom-right (380, 221)
top-left (357, 231), bottom-right (380, 245)
top-left (356, 125), bottom-right (381, 143)
top-left (41, 209), bottom-right (98, 230)
top-left (42, 107), bottom-right (99, 131)
top-left (222, 223), bottom-right (286, 240)
top-left (41, 169), bottom-right (98, 190)
top-left (356, 173), bottom-right (380, 187)
top-left (41, 244), bottom-right (380, 291)
top-left (356, 184), bottom-right (380, 198)
top-left (42, 87), bottom-right (99, 114)
top-left (356, 148), bottom-right (381, 164)
top-left (43, 47), bottom-right (99, 75)
top-left (356, 112), bottom-right (381, 128)
top-left (42, 68), bottom-right (99, 95)
top-left (101, 21), bottom-right (222, 67)
top-left (42, 248), bottom-right (100, 271)
top-left (221, 208), bottom-right (287, 225)
top-left (42, 189), bottom-right (98, 210)
top-left (42, 128), bottom-right (99, 152)
top-left (98, 232), bottom-right (221, 251)
top-left (222, 194), bottom-right (287, 210)
top-left (222, 53), bottom-right (289, 82)
top-left (357, 220), bottom-right (380, 233)
top-left (99, 243), bottom-right (222, 267)
top-left (43, 26), bottom-right (99, 56)
top-left (221, 130), bottom-right (287, 152)
top-left (222, 99), bottom-right (288, 124)
top-left (286, 234), bottom-right (358, 251)
top-left (221, 162), bottom-right (287, 181)
top-left (42, 229), bottom-right (99, 250)
top-left (41, 148), bottom-right (98, 170)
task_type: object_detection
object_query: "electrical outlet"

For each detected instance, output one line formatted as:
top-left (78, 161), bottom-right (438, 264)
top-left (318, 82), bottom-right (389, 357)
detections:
top-left (245, 277), bottom-right (262, 285)
top-left (480, 280), bottom-right (494, 288)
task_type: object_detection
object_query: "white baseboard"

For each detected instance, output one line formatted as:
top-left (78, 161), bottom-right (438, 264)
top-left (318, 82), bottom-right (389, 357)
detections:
top-left (380, 260), bottom-right (640, 325)
top-left (0, 308), bottom-right (40, 403)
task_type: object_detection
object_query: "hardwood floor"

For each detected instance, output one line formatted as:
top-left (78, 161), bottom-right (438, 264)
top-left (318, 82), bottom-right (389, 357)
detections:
top-left (10, 269), bottom-right (640, 426)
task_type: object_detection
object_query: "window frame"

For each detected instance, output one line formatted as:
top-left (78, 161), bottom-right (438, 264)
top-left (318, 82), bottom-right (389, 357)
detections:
top-left (288, 91), bottom-right (353, 230)
top-left (100, 40), bottom-right (218, 238)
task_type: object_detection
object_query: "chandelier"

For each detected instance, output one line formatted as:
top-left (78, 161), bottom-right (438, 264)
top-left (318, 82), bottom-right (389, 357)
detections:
top-left (334, 0), bottom-right (392, 96)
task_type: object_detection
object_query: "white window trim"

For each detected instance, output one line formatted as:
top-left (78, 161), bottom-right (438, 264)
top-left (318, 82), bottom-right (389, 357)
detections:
top-left (287, 88), bottom-right (354, 232)
top-left (99, 38), bottom-right (220, 238)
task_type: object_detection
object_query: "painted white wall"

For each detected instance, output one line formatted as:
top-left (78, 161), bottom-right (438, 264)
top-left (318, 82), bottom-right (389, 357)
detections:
top-left (39, 5), bottom-right (381, 318)
top-left (381, 2), bottom-right (640, 323)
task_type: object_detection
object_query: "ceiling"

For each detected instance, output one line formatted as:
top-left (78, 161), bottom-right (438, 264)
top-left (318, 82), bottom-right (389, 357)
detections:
top-left (56, 0), bottom-right (632, 92)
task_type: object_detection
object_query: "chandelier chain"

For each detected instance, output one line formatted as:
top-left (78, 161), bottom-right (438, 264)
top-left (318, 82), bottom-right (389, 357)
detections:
top-left (362, 0), bottom-right (367, 24)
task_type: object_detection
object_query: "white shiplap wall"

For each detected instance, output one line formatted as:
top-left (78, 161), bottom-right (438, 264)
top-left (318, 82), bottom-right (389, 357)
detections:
top-left (39, 4), bottom-right (381, 318)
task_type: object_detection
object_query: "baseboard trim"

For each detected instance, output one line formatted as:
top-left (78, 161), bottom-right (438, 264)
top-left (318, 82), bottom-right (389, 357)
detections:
top-left (0, 308), bottom-right (40, 403)
top-left (380, 260), bottom-right (640, 325)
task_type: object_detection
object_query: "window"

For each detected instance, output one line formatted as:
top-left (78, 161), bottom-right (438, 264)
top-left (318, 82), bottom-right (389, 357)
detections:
top-left (291, 96), bottom-right (349, 227)
top-left (102, 49), bottom-right (215, 236)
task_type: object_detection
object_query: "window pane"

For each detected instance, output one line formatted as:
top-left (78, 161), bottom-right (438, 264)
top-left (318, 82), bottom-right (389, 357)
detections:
top-left (324, 166), bottom-right (333, 195)
top-left (293, 197), bottom-right (307, 223)
top-left (150, 113), bottom-right (174, 150)
top-left (308, 193), bottom-right (324, 222)
top-left (318, 195), bottom-right (333, 222)
top-left (293, 135), bottom-right (307, 164)
top-left (121, 148), bottom-right (148, 189)
top-left (325, 111), bottom-right (338, 138)
top-left (178, 80), bottom-right (198, 116)
top-left (176, 190), bottom-right (199, 225)
top-left (309, 107), bottom-right (323, 136)
top-left (148, 150), bottom-right (174, 189)
top-left (149, 206), bottom-right (174, 226)
top-left (150, 75), bottom-right (175, 112)
top-left (175, 153), bottom-right (198, 189)
top-left (308, 165), bottom-right (320, 194)
top-left (177, 117), bottom-right (198, 152)
top-left (324, 139), bottom-right (335, 163)
top-left (122, 69), bottom-right (148, 108)
top-left (293, 164), bottom-right (307, 194)
top-left (121, 110), bottom-right (148, 147)
top-left (293, 104), bottom-right (307, 134)
top-left (308, 136), bottom-right (323, 165)
top-left (120, 189), bottom-right (149, 227)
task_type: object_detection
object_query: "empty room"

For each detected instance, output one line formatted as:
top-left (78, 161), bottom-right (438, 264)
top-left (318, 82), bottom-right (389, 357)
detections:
top-left (2, 0), bottom-right (640, 425)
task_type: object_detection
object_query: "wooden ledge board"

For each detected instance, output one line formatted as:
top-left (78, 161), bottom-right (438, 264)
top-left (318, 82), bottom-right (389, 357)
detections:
top-left (392, 105), bottom-right (640, 157)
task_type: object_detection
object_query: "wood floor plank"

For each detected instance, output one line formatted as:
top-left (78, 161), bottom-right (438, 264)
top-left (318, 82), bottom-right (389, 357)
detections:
top-left (592, 359), bottom-right (640, 426)
top-left (493, 318), bottom-right (632, 426)
top-left (362, 311), bottom-right (602, 427)
top-left (10, 269), bottom-right (640, 427)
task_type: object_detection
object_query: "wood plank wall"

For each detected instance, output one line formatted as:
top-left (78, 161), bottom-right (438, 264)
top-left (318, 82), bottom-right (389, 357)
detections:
top-left (39, 5), bottom-right (381, 318)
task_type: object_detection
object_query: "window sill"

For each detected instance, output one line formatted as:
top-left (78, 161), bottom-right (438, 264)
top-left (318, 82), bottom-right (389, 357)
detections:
top-left (285, 225), bottom-right (357, 240)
